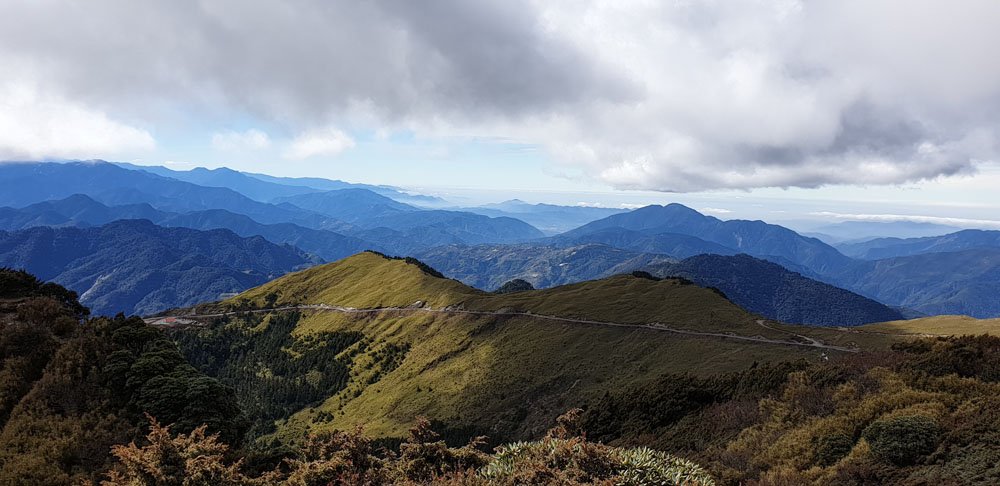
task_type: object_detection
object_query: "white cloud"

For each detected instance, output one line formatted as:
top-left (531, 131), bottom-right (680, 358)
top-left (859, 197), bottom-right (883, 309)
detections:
top-left (0, 81), bottom-right (154, 160)
top-left (701, 207), bottom-right (733, 215)
top-left (810, 211), bottom-right (1000, 230)
top-left (2, 1), bottom-right (1000, 191)
top-left (283, 127), bottom-right (355, 160)
top-left (211, 129), bottom-right (271, 151)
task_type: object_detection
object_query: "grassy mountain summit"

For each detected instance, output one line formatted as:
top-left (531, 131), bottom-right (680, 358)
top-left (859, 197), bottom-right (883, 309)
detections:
top-left (562, 203), bottom-right (853, 275)
top-left (233, 250), bottom-right (480, 309)
top-left (231, 250), bottom-right (770, 332)
top-left (174, 251), bottom-right (873, 445)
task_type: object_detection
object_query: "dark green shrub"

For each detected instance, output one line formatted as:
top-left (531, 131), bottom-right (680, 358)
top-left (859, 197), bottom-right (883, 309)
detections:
top-left (494, 279), bottom-right (535, 294)
top-left (631, 271), bottom-right (660, 281)
top-left (863, 415), bottom-right (940, 466)
top-left (815, 433), bottom-right (855, 466)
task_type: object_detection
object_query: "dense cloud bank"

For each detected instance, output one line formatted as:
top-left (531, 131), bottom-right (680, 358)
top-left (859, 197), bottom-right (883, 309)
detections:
top-left (2, 0), bottom-right (999, 190)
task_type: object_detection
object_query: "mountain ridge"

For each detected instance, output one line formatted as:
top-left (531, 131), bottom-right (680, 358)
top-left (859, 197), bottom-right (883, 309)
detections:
top-left (0, 219), bottom-right (317, 315)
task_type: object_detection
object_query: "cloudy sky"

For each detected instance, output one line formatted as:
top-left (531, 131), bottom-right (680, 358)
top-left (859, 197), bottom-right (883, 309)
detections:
top-left (2, 0), bottom-right (999, 226)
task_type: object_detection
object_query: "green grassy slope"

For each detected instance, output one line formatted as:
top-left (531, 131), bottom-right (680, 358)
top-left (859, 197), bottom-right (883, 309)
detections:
top-left (234, 251), bottom-right (764, 334)
top-left (279, 309), bottom-right (846, 441)
top-left (174, 252), bottom-right (893, 444)
top-left (861, 315), bottom-right (1000, 336)
top-left (232, 251), bottom-right (482, 309)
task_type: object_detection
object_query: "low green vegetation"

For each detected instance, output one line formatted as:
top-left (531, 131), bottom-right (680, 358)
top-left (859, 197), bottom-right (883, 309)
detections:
top-left (11, 252), bottom-right (1000, 484)
top-left (583, 335), bottom-right (1000, 484)
top-left (862, 315), bottom-right (1000, 336)
top-left (176, 253), bottom-right (868, 446)
top-left (0, 269), bottom-right (242, 484)
top-left (103, 411), bottom-right (714, 485)
top-left (172, 311), bottom-right (364, 440)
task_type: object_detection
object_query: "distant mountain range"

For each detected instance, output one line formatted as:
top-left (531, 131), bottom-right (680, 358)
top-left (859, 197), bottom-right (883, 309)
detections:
top-left (462, 199), bottom-right (627, 235)
top-left (0, 161), bottom-right (546, 252)
top-left (837, 229), bottom-right (1000, 259)
top-left (548, 227), bottom-right (738, 259)
top-left (417, 244), bottom-right (901, 326)
top-left (0, 220), bottom-right (317, 316)
top-left (832, 248), bottom-right (1000, 318)
top-left (559, 203), bottom-right (853, 275)
top-left (116, 162), bottom-right (443, 206)
top-left (0, 161), bottom-right (329, 227)
top-left (804, 220), bottom-right (961, 243)
top-left (646, 254), bottom-right (904, 326)
top-left (3, 160), bottom-right (1000, 320)
top-left (275, 190), bottom-right (545, 250)
top-left (415, 243), bottom-right (674, 290)
top-left (0, 194), bottom-right (374, 261)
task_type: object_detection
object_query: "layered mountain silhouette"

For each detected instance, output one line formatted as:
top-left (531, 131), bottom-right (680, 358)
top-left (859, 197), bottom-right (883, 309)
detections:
top-left (0, 220), bottom-right (317, 315)
top-left (0, 194), bottom-right (374, 261)
top-left (3, 160), bottom-right (1000, 319)
top-left (833, 248), bottom-right (1000, 318)
top-left (418, 244), bottom-right (901, 326)
top-left (646, 254), bottom-right (904, 326)
top-left (0, 162), bottom-right (544, 252)
top-left (838, 229), bottom-right (1000, 259)
top-left (560, 204), bottom-right (853, 275)
top-left (463, 199), bottom-right (627, 234)
top-left (415, 243), bottom-right (675, 290)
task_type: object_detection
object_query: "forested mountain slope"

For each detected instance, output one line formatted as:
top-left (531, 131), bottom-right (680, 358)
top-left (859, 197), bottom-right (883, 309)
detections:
top-left (561, 203), bottom-right (853, 275)
top-left (646, 254), bottom-right (904, 326)
top-left (0, 194), bottom-right (376, 261)
top-left (0, 220), bottom-right (317, 315)
top-left (0, 270), bottom-right (241, 483)
top-left (838, 229), bottom-right (1000, 259)
top-left (830, 248), bottom-right (1000, 318)
top-left (171, 252), bottom-right (868, 447)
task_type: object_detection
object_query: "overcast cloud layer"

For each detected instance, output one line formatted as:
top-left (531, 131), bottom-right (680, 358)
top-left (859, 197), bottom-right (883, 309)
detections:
top-left (1, 0), bottom-right (999, 191)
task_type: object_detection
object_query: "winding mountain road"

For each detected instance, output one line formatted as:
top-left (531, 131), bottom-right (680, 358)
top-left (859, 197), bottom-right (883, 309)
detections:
top-left (149, 303), bottom-right (860, 353)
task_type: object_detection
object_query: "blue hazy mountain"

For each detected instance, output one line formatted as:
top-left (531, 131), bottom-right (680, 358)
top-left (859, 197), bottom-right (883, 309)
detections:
top-left (0, 220), bottom-right (317, 316)
top-left (806, 220), bottom-right (961, 244)
top-left (241, 169), bottom-right (447, 206)
top-left (0, 163), bottom-right (542, 251)
top-left (548, 228), bottom-right (738, 259)
top-left (119, 162), bottom-right (447, 206)
top-left (277, 189), bottom-right (545, 248)
top-left (463, 199), bottom-right (628, 234)
top-left (646, 254), bottom-right (904, 326)
top-left (158, 209), bottom-right (376, 261)
top-left (274, 188), bottom-right (416, 222)
top-left (414, 243), bottom-right (675, 290)
top-left (561, 203), bottom-right (852, 275)
top-left (837, 230), bottom-right (1000, 260)
top-left (0, 194), bottom-right (163, 229)
top-left (116, 163), bottom-right (321, 201)
top-left (0, 195), bottom-right (375, 261)
top-left (415, 243), bottom-right (900, 326)
top-left (0, 161), bottom-right (332, 227)
top-left (832, 248), bottom-right (1000, 318)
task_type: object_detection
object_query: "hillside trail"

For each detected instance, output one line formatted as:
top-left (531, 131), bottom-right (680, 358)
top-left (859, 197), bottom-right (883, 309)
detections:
top-left (755, 319), bottom-right (825, 346)
top-left (157, 304), bottom-right (859, 353)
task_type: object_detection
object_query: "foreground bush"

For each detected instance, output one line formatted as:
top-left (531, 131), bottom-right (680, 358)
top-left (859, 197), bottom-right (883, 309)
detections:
top-left (862, 415), bottom-right (940, 466)
top-left (481, 440), bottom-right (714, 485)
top-left (103, 411), bottom-right (713, 485)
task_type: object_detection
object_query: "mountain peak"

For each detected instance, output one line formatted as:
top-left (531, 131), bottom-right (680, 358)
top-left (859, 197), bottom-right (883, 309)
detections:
top-left (234, 251), bottom-right (478, 310)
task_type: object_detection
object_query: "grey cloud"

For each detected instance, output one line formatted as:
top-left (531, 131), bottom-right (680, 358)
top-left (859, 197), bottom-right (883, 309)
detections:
top-left (1, 0), bottom-right (999, 191)
top-left (0, 0), bottom-right (629, 123)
